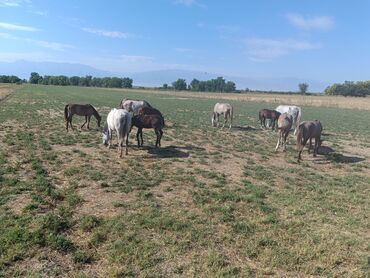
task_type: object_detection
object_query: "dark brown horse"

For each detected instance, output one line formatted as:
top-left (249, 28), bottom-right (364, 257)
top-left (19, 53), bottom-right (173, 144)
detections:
top-left (64, 104), bottom-right (101, 131)
top-left (138, 106), bottom-right (164, 118)
top-left (296, 120), bottom-right (323, 162)
top-left (259, 109), bottom-right (281, 130)
top-left (131, 114), bottom-right (164, 147)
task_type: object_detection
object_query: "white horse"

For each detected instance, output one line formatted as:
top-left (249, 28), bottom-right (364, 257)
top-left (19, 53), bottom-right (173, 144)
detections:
top-left (120, 99), bottom-right (152, 114)
top-left (275, 105), bottom-right (302, 135)
top-left (102, 108), bottom-right (132, 157)
top-left (212, 103), bottom-right (233, 129)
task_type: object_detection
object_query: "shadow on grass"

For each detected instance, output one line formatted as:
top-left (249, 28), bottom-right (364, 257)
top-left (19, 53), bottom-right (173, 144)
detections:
top-left (233, 125), bottom-right (259, 132)
top-left (146, 145), bottom-right (191, 158)
top-left (315, 146), bottom-right (365, 164)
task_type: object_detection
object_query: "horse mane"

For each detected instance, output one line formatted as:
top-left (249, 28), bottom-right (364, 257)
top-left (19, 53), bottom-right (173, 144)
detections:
top-left (89, 104), bottom-right (101, 120)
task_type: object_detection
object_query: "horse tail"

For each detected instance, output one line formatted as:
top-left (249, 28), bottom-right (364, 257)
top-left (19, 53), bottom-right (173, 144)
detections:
top-left (296, 124), bottom-right (304, 149)
top-left (118, 115), bottom-right (126, 140)
top-left (296, 107), bottom-right (302, 126)
top-left (64, 104), bottom-right (69, 121)
top-left (230, 105), bottom-right (234, 122)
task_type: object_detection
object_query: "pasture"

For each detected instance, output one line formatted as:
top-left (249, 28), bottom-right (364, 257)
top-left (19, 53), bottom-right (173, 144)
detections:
top-left (0, 84), bottom-right (369, 277)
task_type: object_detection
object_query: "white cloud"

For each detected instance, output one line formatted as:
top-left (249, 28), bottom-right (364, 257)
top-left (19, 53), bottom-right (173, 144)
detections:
top-left (0, 32), bottom-right (73, 51)
top-left (245, 38), bottom-right (321, 61)
top-left (0, 0), bottom-right (29, 7)
top-left (174, 47), bottom-right (195, 53)
top-left (29, 10), bottom-right (48, 16)
top-left (119, 54), bottom-right (155, 63)
top-left (81, 27), bottom-right (134, 39)
top-left (174, 0), bottom-right (206, 8)
top-left (31, 40), bottom-right (73, 51)
top-left (0, 51), bottom-right (52, 62)
top-left (286, 13), bottom-right (334, 31)
top-left (0, 22), bottom-right (39, 32)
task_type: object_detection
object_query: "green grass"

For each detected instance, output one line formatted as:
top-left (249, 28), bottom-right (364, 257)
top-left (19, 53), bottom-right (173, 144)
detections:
top-left (0, 84), bottom-right (369, 277)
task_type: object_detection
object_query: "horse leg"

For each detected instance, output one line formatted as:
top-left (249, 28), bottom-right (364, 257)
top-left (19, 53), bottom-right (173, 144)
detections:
top-left (216, 114), bottom-right (220, 127)
top-left (313, 137), bottom-right (319, 157)
top-left (308, 138), bottom-right (312, 154)
top-left (159, 129), bottom-right (163, 147)
top-left (119, 139), bottom-right (123, 158)
top-left (283, 131), bottom-right (289, 151)
top-left (69, 117), bottom-right (74, 130)
top-left (81, 116), bottom-right (87, 129)
top-left (275, 131), bottom-right (281, 151)
top-left (140, 129), bottom-right (144, 146)
top-left (66, 119), bottom-right (69, 131)
top-left (125, 132), bottom-right (129, 155)
top-left (155, 129), bottom-right (159, 147)
top-left (136, 129), bottom-right (140, 147)
top-left (87, 116), bottom-right (91, 130)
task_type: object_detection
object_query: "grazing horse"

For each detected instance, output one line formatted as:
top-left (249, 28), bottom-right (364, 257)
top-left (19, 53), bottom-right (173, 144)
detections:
top-left (64, 104), bottom-right (101, 131)
top-left (296, 120), bottom-right (323, 162)
top-left (275, 113), bottom-right (293, 152)
top-left (138, 106), bottom-right (164, 119)
top-left (131, 114), bottom-right (164, 147)
top-left (102, 108), bottom-right (132, 157)
top-left (120, 99), bottom-right (152, 114)
top-left (212, 103), bottom-right (233, 129)
top-left (259, 109), bottom-right (281, 130)
top-left (275, 105), bottom-right (302, 135)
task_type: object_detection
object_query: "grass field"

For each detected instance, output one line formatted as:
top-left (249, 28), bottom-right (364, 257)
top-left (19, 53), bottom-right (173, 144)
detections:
top-left (0, 84), bottom-right (369, 277)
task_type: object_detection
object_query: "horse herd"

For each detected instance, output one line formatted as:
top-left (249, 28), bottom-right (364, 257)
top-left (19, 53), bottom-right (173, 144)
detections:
top-left (64, 99), bottom-right (323, 162)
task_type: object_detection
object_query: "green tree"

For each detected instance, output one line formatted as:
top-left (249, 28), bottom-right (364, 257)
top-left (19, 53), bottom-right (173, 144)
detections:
top-left (172, 79), bottom-right (187, 90)
top-left (29, 72), bottom-right (42, 84)
top-left (298, 83), bottom-right (309, 94)
top-left (122, 77), bottom-right (133, 88)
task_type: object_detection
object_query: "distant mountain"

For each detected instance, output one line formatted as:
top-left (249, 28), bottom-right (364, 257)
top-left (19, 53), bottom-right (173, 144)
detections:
top-left (0, 60), bottom-right (114, 79)
top-left (0, 60), bottom-right (327, 92)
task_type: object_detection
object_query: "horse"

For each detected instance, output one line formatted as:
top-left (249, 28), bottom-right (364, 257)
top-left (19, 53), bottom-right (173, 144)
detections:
top-left (102, 108), bottom-right (132, 157)
top-left (64, 104), bottom-right (101, 131)
top-left (275, 105), bottom-right (302, 135)
top-left (120, 99), bottom-right (152, 114)
top-left (212, 103), bottom-right (233, 129)
top-left (131, 114), bottom-right (164, 148)
top-left (138, 106), bottom-right (164, 119)
top-left (275, 113), bottom-right (293, 152)
top-left (296, 120), bottom-right (323, 162)
top-left (259, 109), bottom-right (281, 130)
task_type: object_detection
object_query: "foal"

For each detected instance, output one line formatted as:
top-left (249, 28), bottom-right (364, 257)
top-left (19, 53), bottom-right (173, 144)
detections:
top-left (131, 114), bottom-right (164, 147)
top-left (296, 120), bottom-right (323, 162)
top-left (259, 109), bottom-right (281, 130)
top-left (275, 113), bottom-right (293, 152)
top-left (212, 103), bottom-right (233, 129)
top-left (64, 104), bottom-right (101, 131)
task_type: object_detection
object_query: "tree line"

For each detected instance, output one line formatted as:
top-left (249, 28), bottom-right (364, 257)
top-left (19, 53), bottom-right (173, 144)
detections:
top-left (324, 80), bottom-right (370, 97)
top-left (0, 75), bottom-right (25, 84)
top-left (166, 77), bottom-right (237, 92)
top-left (28, 72), bottom-right (133, 88)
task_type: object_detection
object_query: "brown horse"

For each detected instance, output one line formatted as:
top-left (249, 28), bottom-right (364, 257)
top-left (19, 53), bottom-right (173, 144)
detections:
top-left (64, 104), bottom-right (101, 131)
top-left (296, 120), bottom-right (323, 162)
top-left (131, 114), bottom-right (164, 147)
top-left (138, 106), bottom-right (164, 119)
top-left (259, 109), bottom-right (281, 130)
top-left (275, 113), bottom-right (293, 152)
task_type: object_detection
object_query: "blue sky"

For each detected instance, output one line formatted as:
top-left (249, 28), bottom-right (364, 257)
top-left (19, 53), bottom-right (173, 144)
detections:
top-left (1, 0), bottom-right (370, 85)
